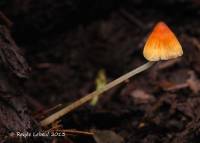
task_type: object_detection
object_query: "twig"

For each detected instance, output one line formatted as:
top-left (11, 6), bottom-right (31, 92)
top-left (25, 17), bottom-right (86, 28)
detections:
top-left (0, 11), bottom-right (13, 28)
top-left (182, 34), bottom-right (200, 51)
top-left (42, 104), bottom-right (62, 115)
top-left (158, 59), bottom-right (181, 70)
top-left (34, 104), bottom-right (62, 119)
top-left (191, 37), bottom-right (200, 51)
top-left (165, 83), bottom-right (188, 91)
top-left (49, 129), bottom-right (94, 136)
top-left (119, 9), bottom-right (146, 30)
top-left (40, 61), bottom-right (155, 126)
top-left (24, 95), bottom-right (45, 111)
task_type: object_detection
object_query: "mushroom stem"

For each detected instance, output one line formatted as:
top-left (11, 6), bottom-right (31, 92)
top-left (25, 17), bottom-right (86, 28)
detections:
top-left (40, 61), bottom-right (155, 127)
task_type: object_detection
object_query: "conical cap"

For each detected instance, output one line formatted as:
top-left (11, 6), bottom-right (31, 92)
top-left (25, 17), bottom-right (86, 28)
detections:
top-left (143, 22), bottom-right (183, 61)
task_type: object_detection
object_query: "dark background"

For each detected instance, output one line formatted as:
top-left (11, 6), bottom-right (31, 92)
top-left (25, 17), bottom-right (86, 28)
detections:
top-left (0, 0), bottom-right (200, 142)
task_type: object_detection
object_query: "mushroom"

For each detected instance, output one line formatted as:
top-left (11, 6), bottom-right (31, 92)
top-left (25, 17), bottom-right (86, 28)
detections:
top-left (40, 21), bottom-right (183, 127)
top-left (143, 22), bottom-right (183, 61)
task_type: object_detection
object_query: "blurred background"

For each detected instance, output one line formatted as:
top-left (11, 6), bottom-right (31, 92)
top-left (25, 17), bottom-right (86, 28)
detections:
top-left (1, 0), bottom-right (200, 143)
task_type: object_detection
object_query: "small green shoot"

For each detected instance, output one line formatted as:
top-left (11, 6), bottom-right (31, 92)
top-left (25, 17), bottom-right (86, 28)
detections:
top-left (90, 69), bottom-right (107, 106)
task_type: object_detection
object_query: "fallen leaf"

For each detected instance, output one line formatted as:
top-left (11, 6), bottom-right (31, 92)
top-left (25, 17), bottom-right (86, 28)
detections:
top-left (93, 130), bottom-right (124, 143)
top-left (187, 71), bottom-right (200, 94)
top-left (131, 89), bottom-right (155, 104)
top-left (159, 80), bottom-right (188, 91)
top-left (138, 122), bottom-right (145, 128)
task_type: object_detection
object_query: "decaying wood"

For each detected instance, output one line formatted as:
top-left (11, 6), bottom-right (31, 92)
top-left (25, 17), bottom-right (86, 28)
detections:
top-left (0, 25), bottom-right (30, 78)
top-left (0, 24), bottom-right (46, 142)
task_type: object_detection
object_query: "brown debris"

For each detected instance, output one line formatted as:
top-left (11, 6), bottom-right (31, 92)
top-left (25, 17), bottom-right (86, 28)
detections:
top-left (93, 130), bottom-right (124, 143)
top-left (157, 59), bottom-right (181, 70)
top-left (0, 11), bottom-right (13, 28)
top-left (187, 71), bottom-right (200, 94)
top-left (159, 80), bottom-right (188, 91)
top-left (131, 89), bottom-right (155, 104)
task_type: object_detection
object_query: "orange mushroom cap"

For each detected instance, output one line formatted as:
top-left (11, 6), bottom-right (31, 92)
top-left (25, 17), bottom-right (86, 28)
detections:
top-left (143, 22), bottom-right (183, 61)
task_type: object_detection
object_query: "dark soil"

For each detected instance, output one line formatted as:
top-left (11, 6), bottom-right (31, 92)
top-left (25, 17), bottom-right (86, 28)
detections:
top-left (1, 0), bottom-right (200, 142)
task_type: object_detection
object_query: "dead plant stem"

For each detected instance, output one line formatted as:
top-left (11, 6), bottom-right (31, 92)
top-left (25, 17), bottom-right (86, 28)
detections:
top-left (40, 61), bottom-right (155, 126)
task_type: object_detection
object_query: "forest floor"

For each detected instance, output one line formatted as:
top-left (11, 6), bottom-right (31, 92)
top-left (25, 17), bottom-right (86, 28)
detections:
top-left (1, 0), bottom-right (200, 143)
